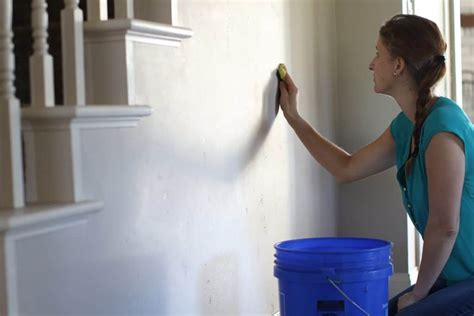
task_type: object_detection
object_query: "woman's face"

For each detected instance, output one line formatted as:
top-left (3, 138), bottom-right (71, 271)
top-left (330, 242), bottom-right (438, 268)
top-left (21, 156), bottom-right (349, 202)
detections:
top-left (369, 36), bottom-right (398, 95)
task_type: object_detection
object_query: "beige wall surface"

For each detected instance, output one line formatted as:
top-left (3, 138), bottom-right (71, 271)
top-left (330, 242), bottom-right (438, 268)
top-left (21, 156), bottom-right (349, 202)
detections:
top-left (16, 1), bottom-right (338, 315)
top-left (335, 0), bottom-right (407, 271)
top-left (15, 0), bottom-right (450, 311)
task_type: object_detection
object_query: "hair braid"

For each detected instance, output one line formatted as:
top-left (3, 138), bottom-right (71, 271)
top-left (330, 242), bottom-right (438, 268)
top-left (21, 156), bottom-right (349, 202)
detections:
top-left (406, 56), bottom-right (446, 172)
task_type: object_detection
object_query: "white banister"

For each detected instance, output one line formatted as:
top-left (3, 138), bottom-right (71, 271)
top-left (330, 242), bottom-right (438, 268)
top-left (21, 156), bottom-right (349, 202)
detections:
top-left (0, 1), bottom-right (15, 100)
top-left (87, 0), bottom-right (108, 22)
top-left (61, 0), bottom-right (86, 105)
top-left (115, 0), bottom-right (134, 19)
top-left (30, 0), bottom-right (55, 108)
top-left (0, 0), bottom-right (25, 210)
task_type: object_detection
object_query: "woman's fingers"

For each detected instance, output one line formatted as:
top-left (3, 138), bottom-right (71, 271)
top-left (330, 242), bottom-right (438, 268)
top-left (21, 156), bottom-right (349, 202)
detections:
top-left (283, 73), bottom-right (297, 92)
top-left (277, 66), bottom-right (299, 120)
top-left (279, 82), bottom-right (286, 108)
top-left (279, 81), bottom-right (288, 96)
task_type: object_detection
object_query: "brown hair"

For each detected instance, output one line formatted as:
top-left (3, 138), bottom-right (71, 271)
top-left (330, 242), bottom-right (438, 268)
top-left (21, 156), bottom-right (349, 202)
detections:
top-left (380, 14), bottom-right (447, 169)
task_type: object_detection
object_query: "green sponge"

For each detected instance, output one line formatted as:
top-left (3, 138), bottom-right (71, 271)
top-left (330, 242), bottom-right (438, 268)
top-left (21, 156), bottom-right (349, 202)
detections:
top-left (277, 63), bottom-right (287, 81)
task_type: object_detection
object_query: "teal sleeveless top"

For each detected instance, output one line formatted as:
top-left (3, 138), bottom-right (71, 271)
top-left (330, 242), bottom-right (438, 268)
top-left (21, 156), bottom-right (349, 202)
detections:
top-left (390, 96), bottom-right (474, 285)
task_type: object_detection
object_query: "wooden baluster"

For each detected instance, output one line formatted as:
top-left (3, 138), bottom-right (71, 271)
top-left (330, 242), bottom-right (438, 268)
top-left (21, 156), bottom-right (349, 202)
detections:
top-left (87, 0), bottom-right (108, 21)
top-left (61, 0), bottom-right (85, 105)
top-left (0, 0), bottom-right (25, 209)
top-left (30, 0), bottom-right (55, 108)
top-left (115, 0), bottom-right (134, 19)
top-left (0, 1), bottom-right (15, 101)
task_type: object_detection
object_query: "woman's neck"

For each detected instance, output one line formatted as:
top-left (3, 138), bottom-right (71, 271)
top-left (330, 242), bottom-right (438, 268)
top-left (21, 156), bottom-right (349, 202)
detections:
top-left (391, 87), bottom-right (437, 124)
top-left (394, 89), bottom-right (418, 123)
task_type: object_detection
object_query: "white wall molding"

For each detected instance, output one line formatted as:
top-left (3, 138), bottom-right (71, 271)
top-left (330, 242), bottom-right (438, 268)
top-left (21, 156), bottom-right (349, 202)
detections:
top-left (84, 19), bottom-right (192, 105)
top-left (84, 18), bottom-right (193, 47)
top-left (22, 105), bottom-right (153, 129)
top-left (21, 105), bottom-right (152, 204)
top-left (0, 200), bottom-right (103, 315)
top-left (0, 201), bottom-right (103, 236)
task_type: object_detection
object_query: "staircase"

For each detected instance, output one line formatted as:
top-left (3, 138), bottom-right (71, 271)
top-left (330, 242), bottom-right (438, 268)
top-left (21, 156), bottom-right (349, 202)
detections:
top-left (0, 0), bottom-right (191, 314)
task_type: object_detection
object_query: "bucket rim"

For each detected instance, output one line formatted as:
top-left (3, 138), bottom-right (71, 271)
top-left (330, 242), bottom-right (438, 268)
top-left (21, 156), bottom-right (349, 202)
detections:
top-left (274, 237), bottom-right (393, 254)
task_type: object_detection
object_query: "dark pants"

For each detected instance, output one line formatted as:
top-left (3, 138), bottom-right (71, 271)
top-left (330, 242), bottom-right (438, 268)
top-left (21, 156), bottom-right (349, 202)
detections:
top-left (389, 277), bottom-right (474, 316)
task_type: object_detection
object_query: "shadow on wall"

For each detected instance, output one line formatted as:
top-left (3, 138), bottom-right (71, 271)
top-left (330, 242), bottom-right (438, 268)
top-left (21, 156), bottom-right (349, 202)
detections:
top-left (239, 70), bottom-right (282, 171)
top-left (150, 70), bottom-right (281, 183)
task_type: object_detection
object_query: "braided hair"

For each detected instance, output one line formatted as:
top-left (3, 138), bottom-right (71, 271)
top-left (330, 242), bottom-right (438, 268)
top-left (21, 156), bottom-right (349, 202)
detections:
top-left (380, 15), bottom-right (447, 173)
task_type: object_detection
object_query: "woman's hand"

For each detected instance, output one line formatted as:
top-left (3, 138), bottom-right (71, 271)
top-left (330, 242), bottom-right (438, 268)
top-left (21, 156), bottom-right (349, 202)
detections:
top-left (278, 72), bottom-right (300, 123)
top-left (397, 291), bottom-right (424, 311)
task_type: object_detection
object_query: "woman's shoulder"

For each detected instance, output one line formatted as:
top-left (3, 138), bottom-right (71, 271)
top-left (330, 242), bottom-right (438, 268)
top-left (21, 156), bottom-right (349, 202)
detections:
top-left (421, 97), bottom-right (473, 147)
top-left (425, 97), bottom-right (471, 129)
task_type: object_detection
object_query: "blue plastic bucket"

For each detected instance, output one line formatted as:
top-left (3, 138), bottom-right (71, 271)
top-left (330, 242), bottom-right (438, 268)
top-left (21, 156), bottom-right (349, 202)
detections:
top-left (274, 237), bottom-right (393, 316)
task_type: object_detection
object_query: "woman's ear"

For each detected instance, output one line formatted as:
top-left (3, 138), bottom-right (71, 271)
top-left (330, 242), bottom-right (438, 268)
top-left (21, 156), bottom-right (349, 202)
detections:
top-left (395, 57), bottom-right (406, 75)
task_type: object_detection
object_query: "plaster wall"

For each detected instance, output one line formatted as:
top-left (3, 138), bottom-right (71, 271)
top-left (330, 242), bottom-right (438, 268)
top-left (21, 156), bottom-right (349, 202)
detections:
top-left (15, 1), bottom-right (338, 315)
top-left (336, 0), bottom-right (406, 272)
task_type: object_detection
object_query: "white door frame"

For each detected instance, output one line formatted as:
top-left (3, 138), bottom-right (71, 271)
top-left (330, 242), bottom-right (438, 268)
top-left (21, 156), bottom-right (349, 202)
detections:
top-left (405, 0), bottom-right (463, 286)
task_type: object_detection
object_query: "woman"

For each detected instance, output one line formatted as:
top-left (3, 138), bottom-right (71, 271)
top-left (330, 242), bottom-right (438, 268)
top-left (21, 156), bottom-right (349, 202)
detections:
top-left (278, 14), bottom-right (474, 315)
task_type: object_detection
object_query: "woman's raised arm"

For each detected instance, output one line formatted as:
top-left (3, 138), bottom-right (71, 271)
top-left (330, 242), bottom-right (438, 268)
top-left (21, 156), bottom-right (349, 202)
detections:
top-left (279, 73), bottom-right (396, 183)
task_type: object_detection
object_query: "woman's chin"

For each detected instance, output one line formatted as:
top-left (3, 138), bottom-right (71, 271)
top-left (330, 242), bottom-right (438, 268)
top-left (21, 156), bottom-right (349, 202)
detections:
top-left (373, 85), bottom-right (385, 94)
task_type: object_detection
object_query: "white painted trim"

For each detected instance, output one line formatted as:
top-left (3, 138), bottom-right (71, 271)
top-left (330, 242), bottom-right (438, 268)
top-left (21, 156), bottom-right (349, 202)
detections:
top-left (115, 0), bottom-right (134, 19)
top-left (449, 0), bottom-right (463, 106)
top-left (87, 0), bottom-right (108, 21)
top-left (21, 106), bottom-right (151, 204)
top-left (84, 18), bottom-right (193, 47)
top-left (30, 0), bottom-right (55, 108)
top-left (0, 200), bottom-right (102, 233)
top-left (0, 100), bottom-right (25, 209)
top-left (125, 38), bottom-right (136, 105)
top-left (22, 127), bottom-right (84, 203)
top-left (0, 0), bottom-right (25, 209)
top-left (21, 105), bottom-right (153, 129)
top-left (171, 0), bottom-right (178, 25)
top-left (61, 1), bottom-right (86, 105)
top-left (403, 0), bottom-right (415, 14)
top-left (0, 200), bottom-right (102, 315)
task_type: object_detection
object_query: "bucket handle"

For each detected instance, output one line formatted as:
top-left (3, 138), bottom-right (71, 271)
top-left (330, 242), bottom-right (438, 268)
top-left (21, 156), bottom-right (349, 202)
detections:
top-left (327, 277), bottom-right (370, 316)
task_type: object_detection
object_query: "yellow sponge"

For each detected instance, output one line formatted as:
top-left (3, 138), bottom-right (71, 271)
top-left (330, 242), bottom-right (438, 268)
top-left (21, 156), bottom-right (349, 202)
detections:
top-left (277, 63), bottom-right (287, 80)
